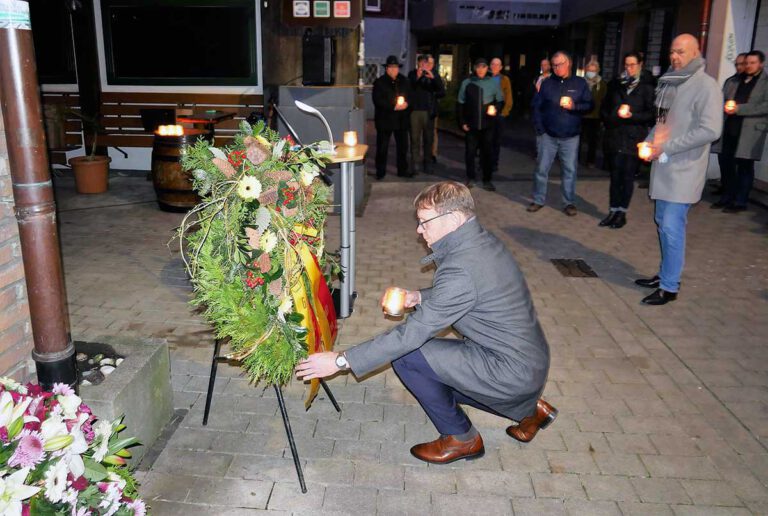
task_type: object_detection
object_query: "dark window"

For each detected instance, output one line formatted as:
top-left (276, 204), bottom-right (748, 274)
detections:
top-left (102, 0), bottom-right (258, 86)
top-left (29, 1), bottom-right (77, 84)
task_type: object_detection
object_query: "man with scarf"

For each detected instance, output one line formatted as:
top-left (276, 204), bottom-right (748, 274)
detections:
top-left (295, 181), bottom-right (556, 465)
top-left (712, 50), bottom-right (768, 212)
top-left (636, 34), bottom-right (722, 305)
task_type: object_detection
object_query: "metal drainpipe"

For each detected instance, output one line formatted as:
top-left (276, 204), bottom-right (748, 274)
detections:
top-left (700, 0), bottom-right (713, 54)
top-left (0, 1), bottom-right (77, 390)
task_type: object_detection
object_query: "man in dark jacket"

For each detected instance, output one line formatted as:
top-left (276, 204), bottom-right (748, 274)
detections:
top-left (408, 54), bottom-right (445, 175)
top-left (711, 50), bottom-right (768, 212)
top-left (296, 181), bottom-right (556, 465)
top-left (529, 51), bottom-right (593, 216)
top-left (457, 58), bottom-right (504, 191)
top-left (373, 55), bottom-right (412, 179)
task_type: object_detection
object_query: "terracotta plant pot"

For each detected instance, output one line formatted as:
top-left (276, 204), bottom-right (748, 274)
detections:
top-left (69, 155), bottom-right (110, 194)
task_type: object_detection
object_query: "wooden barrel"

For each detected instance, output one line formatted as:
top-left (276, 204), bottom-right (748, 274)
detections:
top-left (151, 129), bottom-right (210, 211)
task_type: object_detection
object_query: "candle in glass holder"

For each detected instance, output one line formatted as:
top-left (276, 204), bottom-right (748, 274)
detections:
top-left (637, 142), bottom-right (653, 160)
top-left (618, 104), bottom-right (631, 118)
top-left (560, 96), bottom-right (572, 108)
top-left (382, 287), bottom-right (406, 317)
top-left (487, 104), bottom-right (497, 116)
top-left (343, 131), bottom-right (358, 147)
top-left (396, 96), bottom-right (405, 107)
top-left (725, 100), bottom-right (737, 114)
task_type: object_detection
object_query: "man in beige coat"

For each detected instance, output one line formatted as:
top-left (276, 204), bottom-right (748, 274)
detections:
top-left (635, 34), bottom-right (723, 305)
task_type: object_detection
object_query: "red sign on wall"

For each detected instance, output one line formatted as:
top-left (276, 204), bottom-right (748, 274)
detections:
top-left (334, 1), bottom-right (351, 18)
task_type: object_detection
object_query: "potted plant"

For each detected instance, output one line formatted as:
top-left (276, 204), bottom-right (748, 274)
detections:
top-left (67, 110), bottom-right (111, 194)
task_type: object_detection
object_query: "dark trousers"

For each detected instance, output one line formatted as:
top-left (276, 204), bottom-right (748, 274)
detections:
top-left (465, 128), bottom-right (494, 182)
top-left (392, 348), bottom-right (500, 435)
top-left (410, 111), bottom-right (435, 173)
top-left (609, 152), bottom-right (639, 209)
top-left (718, 153), bottom-right (755, 207)
top-left (491, 117), bottom-right (504, 172)
top-left (375, 128), bottom-right (408, 178)
top-left (581, 118), bottom-right (600, 165)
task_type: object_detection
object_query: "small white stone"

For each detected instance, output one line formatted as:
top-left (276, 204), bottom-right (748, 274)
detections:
top-left (100, 365), bottom-right (116, 375)
top-left (81, 380), bottom-right (92, 386)
top-left (115, 358), bottom-right (124, 366)
top-left (100, 358), bottom-right (115, 366)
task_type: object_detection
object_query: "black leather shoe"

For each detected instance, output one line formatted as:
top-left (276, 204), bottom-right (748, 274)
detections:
top-left (710, 201), bottom-right (729, 209)
top-left (634, 276), bottom-right (660, 289)
top-left (610, 212), bottom-right (626, 229)
top-left (641, 288), bottom-right (677, 305)
top-left (598, 212), bottom-right (617, 227)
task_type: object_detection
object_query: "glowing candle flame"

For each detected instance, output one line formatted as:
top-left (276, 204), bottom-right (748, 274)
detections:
top-left (396, 96), bottom-right (405, 106)
top-left (487, 104), bottom-right (497, 116)
top-left (382, 287), bottom-right (406, 317)
top-left (618, 104), bottom-right (631, 118)
top-left (156, 125), bottom-right (184, 136)
top-left (638, 142), bottom-right (653, 160)
top-left (560, 96), bottom-right (572, 108)
top-left (343, 131), bottom-right (358, 147)
top-left (725, 100), bottom-right (737, 114)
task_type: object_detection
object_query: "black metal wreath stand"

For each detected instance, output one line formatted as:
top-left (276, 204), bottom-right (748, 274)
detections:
top-left (202, 339), bottom-right (340, 493)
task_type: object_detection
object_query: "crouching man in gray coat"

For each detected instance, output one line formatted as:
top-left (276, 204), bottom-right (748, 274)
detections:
top-left (635, 34), bottom-right (723, 305)
top-left (296, 181), bottom-right (556, 464)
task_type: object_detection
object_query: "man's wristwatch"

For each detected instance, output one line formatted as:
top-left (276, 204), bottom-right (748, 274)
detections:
top-left (335, 352), bottom-right (350, 371)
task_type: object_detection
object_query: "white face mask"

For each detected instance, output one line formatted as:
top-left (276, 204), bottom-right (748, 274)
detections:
top-left (585, 71), bottom-right (597, 79)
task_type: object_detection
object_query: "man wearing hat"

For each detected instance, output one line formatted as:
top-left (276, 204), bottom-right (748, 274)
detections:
top-left (457, 58), bottom-right (504, 191)
top-left (373, 55), bottom-right (413, 179)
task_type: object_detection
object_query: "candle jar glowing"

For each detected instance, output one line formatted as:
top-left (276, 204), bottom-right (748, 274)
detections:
top-left (486, 104), bottom-right (497, 116)
top-left (560, 96), bottom-right (572, 108)
top-left (725, 100), bottom-right (737, 113)
top-left (618, 104), bottom-right (631, 118)
top-left (343, 131), bottom-right (358, 147)
top-left (396, 96), bottom-right (405, 107)
top-left (637, 142), bottom-right (653, 160)
top-left (382, 287), bottom-right (406, 317)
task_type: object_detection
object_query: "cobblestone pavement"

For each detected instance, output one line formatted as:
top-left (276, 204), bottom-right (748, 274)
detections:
top-left (56, 131), bottom-right (768, 515)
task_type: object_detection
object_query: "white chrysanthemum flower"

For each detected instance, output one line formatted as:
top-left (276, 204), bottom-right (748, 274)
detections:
top-left (277, 297), bottom-right (293, 322)
top-left (43, 459), bottom-right (68, 503)
top-left (91, 420), bottom-right (112, 463)
top-left (237, 176), bottom-right (262, 200)
top-left (259, 231), bottom-right (278, 254)
top-left (254, 207), bottom-right (271, 233)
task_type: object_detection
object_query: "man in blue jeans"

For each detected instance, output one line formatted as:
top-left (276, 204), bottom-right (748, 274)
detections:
top-left (529, 51), bottom-right (593, 216)
top-left (635, 34), bottom-right (722, 305)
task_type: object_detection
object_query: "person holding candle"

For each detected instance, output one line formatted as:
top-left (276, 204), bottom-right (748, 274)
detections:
top-left (408, 54), bottom-right (446, 176)
top-left (457, 58), bottom-right (504, 191)
top-left (635, 34), bottom-right (723, 306)
top-left (711, 50), bottom-right (768, 213)
top-left (529, 51), bottom-right (593, 216)
top-left (490, 57), bottom-right (514, 176)
top-left (372, 55), bottom-right (412, 180)
top-left (580, 60), bottom-right (607, 169)
top-left (295, 181), bottom-right (555, 464)
top-left (599, 52), bottom-right (656, 228)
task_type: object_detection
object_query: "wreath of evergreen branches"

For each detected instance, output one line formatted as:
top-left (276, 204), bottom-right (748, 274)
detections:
top-left (176, 121), bottom-right (336, 385)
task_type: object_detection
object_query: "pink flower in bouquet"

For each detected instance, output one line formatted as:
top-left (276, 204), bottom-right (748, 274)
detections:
top-left (51, 383), bottom-right (75, 396)
top-left (8, 429), bottom-right (44, 467)
top-left (127, 498), bottom-right (147, 516)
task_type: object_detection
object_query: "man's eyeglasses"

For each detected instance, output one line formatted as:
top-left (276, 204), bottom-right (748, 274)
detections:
top-left (417, 212), bottom-right (453, 228)
top-left (552, 61), bottom-right (568, 68)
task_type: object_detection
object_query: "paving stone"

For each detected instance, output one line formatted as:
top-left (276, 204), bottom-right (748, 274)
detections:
top-left (432, 493), bottom-right (513, 516)
top-left (547, 450), bottom-right (600, 474)
top-left (353, 462), bottom-right (404, 490)
top-left (561, 431), bottom-right (612, 453)
top-left (151, 449), bottom-right (233, 477)
top-left (605, 433), bottom-right (657, 455)
top-left (303, 458), bottom-right (355, 486)
top-left (617, 502), bottom-right (675, 516)
top-left (455, 469), bottom-right (533, 497)
top-left (669, 506), bottom-right (752, 516)
top-left (184, 477), bottom-right (271, 508)
top-left (331, 439), bottom-right (381, 461)
top-left (581, 474), bottom-right (639, 502)
top-left (512, 497), bottom-right (567, 515)
top-left (322, 486), bottom-right (377, 513)
top-left (631, 478), bottom-right (692, 504)
top-left (376, 491), bottom-right (431, 516)
top-left (531, 472), bottom-right (587, 499)
top-left (564, 499), bottom-right (622, 515)
top-left (267, 482), bottom-right (325, 511)
top-left (359, 420), bottom-right (404, 442)
top-left (404, 465), bottom-right (457, 494)
top-left (640, 455), bottom-right (721, 480)
top-left (647, 434), bottom-right (703, 456)
top-left (227, 455), bottom-right (303, 483)
top-left (592, 453), bottom-right (649, 476)
top-left (679, 479), bottom-right (744, 507)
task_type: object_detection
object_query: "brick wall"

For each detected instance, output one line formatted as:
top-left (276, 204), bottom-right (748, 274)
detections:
top-left (0, 114), bottom-right (35, 381)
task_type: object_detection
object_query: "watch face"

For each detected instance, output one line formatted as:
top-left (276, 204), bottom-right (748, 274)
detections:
top-left (335, 355), bottom-right (347, 368)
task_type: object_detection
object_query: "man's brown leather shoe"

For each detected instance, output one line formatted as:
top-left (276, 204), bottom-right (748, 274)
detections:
top-left (506, 399), bottom-right (558, 443)
top-left (410, 434), bottom-right (485, 464)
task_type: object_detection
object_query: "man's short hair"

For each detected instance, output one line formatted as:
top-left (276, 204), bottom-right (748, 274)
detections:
top-left (736, 52), bottom-right (748, 61)
top-left (552, 51), bottom-right (571, 63)
top-left (417, 54), bottom-right (429, 64)
top-left (414, 181), bottom-right (476, 217)
top-left (748, 50), bottom-right (765, 63)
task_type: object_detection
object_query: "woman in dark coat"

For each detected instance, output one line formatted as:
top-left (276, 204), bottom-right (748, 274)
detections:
top-left (600, 52), bottom-right (656, 228)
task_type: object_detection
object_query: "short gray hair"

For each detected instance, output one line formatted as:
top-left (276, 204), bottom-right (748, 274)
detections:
top-left (414, 181), bottom-right (476, 217)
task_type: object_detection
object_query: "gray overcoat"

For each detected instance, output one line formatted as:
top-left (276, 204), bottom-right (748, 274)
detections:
top-left (647, 66), bottom-right (723, 204)
top-left (711, 71), bottom-right (768, 160)
top-left (344, 218), bottom-right (550, 422)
